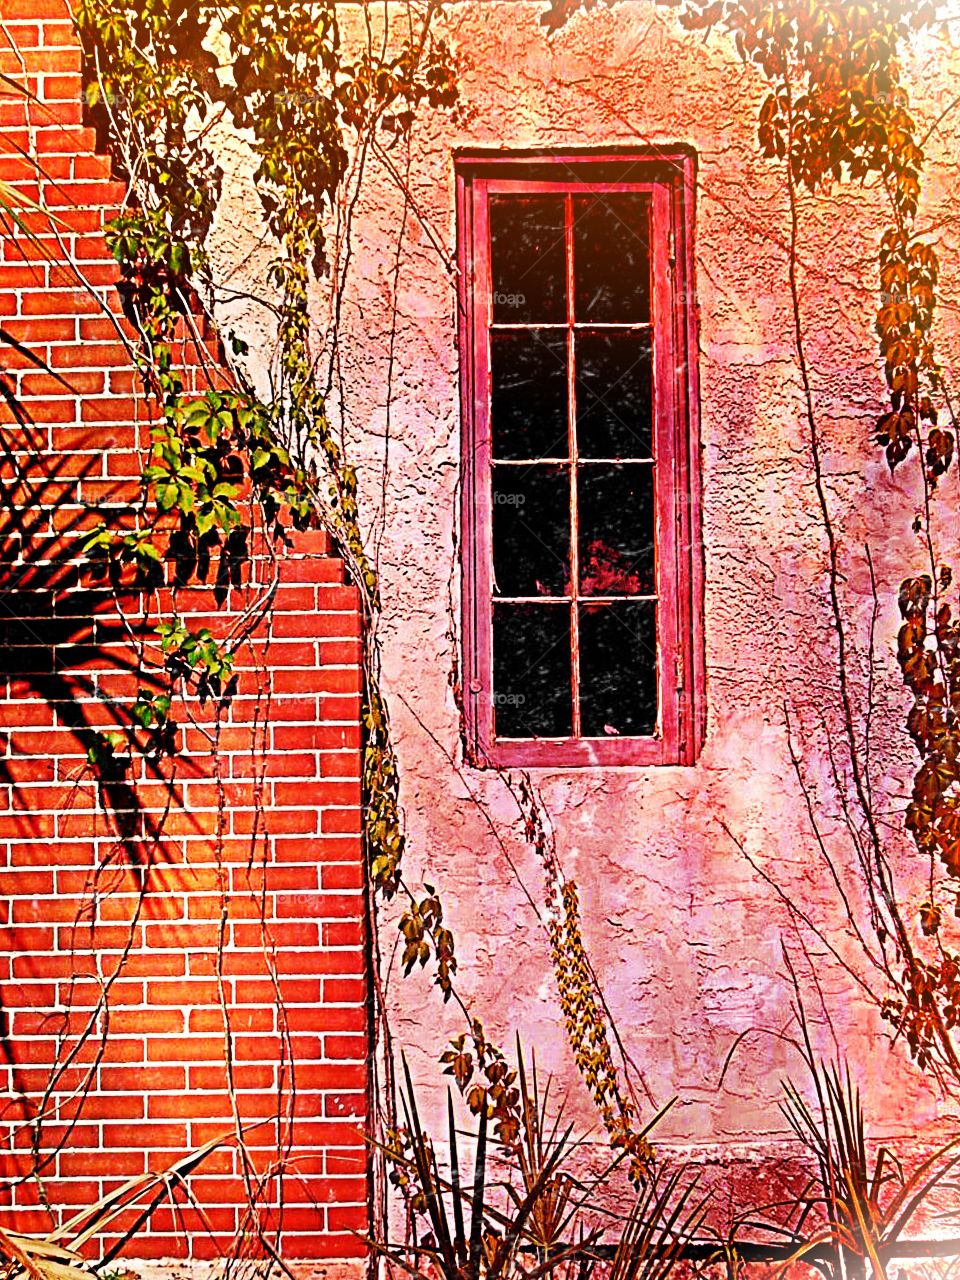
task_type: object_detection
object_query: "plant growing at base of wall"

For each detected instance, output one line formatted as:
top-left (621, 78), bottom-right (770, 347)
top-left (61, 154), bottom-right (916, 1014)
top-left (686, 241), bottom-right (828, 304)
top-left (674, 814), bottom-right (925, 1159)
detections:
top-left (0, 1136), bottom-right (231, 1280)
top-left (374, 1048), bottom-right (692, 1280)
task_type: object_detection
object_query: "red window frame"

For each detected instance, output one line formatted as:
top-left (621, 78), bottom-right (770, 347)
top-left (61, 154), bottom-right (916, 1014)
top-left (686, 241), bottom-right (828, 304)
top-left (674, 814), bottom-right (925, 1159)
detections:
top-left (456, 149), bottom-right (704, 768)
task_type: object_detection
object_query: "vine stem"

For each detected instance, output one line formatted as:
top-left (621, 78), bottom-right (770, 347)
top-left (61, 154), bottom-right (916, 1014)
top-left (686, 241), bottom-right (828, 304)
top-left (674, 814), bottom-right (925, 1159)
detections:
top-left (781, 72), bottom-right (960, 1077)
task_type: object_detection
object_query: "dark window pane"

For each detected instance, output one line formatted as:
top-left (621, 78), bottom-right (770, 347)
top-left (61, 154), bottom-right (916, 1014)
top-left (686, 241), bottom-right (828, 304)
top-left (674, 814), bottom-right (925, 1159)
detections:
top-left (579, 600), bottom-right (657, 737)
top-left (492, 464), bottom-right (570, 598)
top-left (578, 463), bottom-right (654, 596)
top-left (573, 194), bottom-right (650, 322)
top-left (492, 331), bottom-right (568, 460)
top-left (575, 331), bottom-right (652, 459)
top-left (494, 603), bottom-right (572, 738)
top-left (490, 196), bottom-right (566, 323)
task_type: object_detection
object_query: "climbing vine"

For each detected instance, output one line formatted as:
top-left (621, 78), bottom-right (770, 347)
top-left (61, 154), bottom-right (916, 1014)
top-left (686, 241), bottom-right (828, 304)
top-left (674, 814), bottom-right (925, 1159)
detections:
top-left (71, 0), bottom-right (960, 1233)
top-left (76, 0), bottom-right (460, 925)
top-left (71, 0), bottom-right (660, 1186)
top-left (672, 0), bottom-right (960, 1081)
top-left (66, 0), bottom-right (515, 1246)
top-left (541, 0), bottom-right (960, 1083)
top-left (515, 778), bottom-right (653, 1180)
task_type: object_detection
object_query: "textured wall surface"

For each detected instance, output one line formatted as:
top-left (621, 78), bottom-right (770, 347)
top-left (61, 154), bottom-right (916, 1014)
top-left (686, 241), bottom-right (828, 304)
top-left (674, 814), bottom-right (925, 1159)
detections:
top-left (245, 0), bottom-right (960, 1180)
top-left (0, 5), bottom-right (369, 1259)
top-left (4, 0), bottom-right (960, 1257)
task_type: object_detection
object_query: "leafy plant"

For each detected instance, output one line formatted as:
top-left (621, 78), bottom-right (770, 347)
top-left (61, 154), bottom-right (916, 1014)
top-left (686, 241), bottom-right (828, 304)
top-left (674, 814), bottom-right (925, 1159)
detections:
top-left (514, 1048), bottom-right (578, 1259)
top-left (375, 1054), bottom-right (588, 1280)
top-left (599, 1167), bottom-right (709, 1280)
top-left (375, 1045), bottom-right (692, 1280)
top-left (0, 1136), bottom-right (226, 1280)
top-left (776, 1055), bottom-right (960, 1280)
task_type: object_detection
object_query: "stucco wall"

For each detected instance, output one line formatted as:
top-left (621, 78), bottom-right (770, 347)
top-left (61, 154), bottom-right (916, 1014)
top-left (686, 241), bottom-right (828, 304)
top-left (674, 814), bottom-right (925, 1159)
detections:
top-left (212, 0), bottom-right (960, 1173)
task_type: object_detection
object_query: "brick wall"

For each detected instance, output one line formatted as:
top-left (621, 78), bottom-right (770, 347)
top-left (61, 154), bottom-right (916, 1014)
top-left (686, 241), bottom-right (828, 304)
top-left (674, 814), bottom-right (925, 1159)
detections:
top-left (0, 3), bottom-right (370, 1261)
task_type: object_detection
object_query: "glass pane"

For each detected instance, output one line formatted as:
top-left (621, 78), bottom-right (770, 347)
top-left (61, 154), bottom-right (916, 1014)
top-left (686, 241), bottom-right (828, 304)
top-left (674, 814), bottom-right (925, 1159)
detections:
top-left (579, 600), bottom-right (657, 737)
top-left (572, 194), bottom-right (650, 323)
top-left (575, 330), bottom-right (652, 459)
top-left (490, 196), bottom-right (566, 323)
top-left (492, 464), bottom-right (570, 598)
top-left (492, 331), bottom-right (568, 461)
top-left (578, 463), bottom-right (654, 596)
top-left (493, 603), bottom-right (572, 738)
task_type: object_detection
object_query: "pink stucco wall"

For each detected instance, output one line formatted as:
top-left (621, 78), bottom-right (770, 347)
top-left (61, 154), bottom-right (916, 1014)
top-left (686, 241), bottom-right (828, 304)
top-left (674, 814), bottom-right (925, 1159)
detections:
top-left (209, 0), bottom-right (960, 1189)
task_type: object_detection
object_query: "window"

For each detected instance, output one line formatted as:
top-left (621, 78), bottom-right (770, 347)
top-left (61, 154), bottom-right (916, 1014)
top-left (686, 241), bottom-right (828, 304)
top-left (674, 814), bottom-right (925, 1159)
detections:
top-left (456, 150), bottom-right (704, 768)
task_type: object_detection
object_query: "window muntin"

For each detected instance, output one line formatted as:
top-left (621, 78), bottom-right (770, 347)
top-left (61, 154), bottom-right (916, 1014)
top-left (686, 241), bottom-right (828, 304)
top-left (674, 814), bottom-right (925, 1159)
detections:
top-left (458, 153), bottom-right (703, 768)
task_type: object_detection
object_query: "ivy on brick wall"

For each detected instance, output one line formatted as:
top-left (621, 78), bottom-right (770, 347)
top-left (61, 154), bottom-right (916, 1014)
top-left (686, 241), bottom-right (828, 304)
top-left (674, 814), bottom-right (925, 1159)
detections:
top-left (74, 0), bottom-right (547, 1162)
top-left (73, 0), bottom-right (657, 1191)
top-left (75, 0), bottom-right (960, 1194)
top-left (77, 0), bottom-right (452, 914)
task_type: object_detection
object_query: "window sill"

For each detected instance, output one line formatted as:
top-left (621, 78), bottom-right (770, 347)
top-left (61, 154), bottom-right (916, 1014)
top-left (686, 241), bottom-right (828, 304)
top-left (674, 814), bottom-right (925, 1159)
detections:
top-left (465, 733), bottom-right (698, 769)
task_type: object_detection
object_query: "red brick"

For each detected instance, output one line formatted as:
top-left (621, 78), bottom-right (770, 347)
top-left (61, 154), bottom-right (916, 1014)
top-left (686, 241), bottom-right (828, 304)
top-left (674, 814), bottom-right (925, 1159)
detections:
top-left (4, 317), bottom-right (75, 342)
top-left (0, 868), bottom-right (53, 894)
top-left (277, 1234), bottom-right (366, 1259)
top-left (13, 953), bottom-right (97, 979)
top-left (323, 978), bottom-right (366, 1004)
top-left (320, 808), bottom-right (362, 835)
top-left (20, 370), bottom-right (104, 395)
top-left (189, 1063), bottom-right (274, 1091)
top-left (10, 393), bottom-right (78, 423)
top-left (321, 863), bottom-right (364, 890)
top-left (273, 724), bottom-right (359, 752)
top-left (275, 892), bottom-right (363, 920)
top-left (287, 1006), bottom-right (365, 1034)
top-left (292, 1062), bottom-right (367, 1092)
top-left (102, 1122), bottom-right (188, 1148)
top-left (33, 125), bottom-right (96, 153)
top-left (231, 922), bottom-right (319, 951)
top-left (41, 22), bottom-right (79, 47)
top-left (240, 977), bottom-right (322, 1005)
top-left (324, 920), bottom-right (365, 948)
top-left (47, 342), bottom-right (120, 368)
top-left (322, 1035), bottom-right (368, 1061)
top-left (100, 1065), bottom-right (186, 1092)
top-left (146, 1036), bottom-right (224, 1063)
top-left (320, 695), bottom-right (363, 720)
top-left (326, 1205), bottom-right (369, 1233)
top-left (4, 22), bottom-right (39, 47)
top-left (58, 1150), bottom-right (145, 1178)
top-left (274, 835), bottom-right (359, 861)
top-left (0, 810), bottom-right (55, 838)
top-left (82, 1093), bottom-right (146, 1121)
top-left (320, 640), bottom-right (363, 664)
top-left (20, 288), bottom-right (101, 315)
top-left (187, 1006), bottom-right (274, 1034)
top-left (0, 32), bottom-right (364, 1260)
top-left (0, 263), bottom-right (44, 287)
